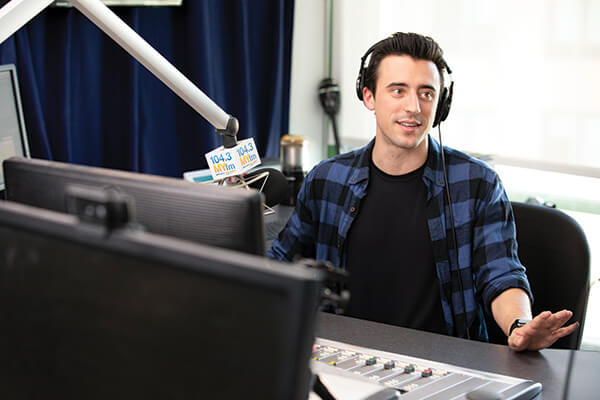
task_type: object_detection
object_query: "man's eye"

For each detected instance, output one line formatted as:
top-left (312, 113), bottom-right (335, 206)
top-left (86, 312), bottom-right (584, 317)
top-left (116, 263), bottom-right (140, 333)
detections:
top-left (421, 91), bottom-right (434, 100)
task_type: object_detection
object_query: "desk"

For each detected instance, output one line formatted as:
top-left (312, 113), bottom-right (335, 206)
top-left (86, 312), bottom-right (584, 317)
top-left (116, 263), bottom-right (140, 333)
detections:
top-left (316, 312), bottom-right (599, 400)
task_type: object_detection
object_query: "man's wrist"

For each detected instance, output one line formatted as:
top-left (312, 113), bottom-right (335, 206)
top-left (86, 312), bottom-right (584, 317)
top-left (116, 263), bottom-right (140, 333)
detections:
top-left (508, 319), bottom-right (531, 336)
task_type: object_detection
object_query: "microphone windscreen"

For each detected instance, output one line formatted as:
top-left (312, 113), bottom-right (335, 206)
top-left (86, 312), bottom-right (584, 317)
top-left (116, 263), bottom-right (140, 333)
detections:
top-left (245, 168), bottom-right (288, 207)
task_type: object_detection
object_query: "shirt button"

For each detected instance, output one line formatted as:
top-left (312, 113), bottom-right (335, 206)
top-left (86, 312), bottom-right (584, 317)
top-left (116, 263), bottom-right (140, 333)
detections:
top-left (350, 207), bottom-right (356, 213)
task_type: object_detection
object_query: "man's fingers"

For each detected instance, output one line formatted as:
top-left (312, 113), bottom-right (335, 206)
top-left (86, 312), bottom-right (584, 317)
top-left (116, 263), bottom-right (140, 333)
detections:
top-left (520, 311), bottom-right (551, 332)
top-left (548, 310), bottom-right (574, 325)
top-left (551, 321), bottom-right (580, 339)
top-left (527, 310), bottom-right (574, 332)
top-left (529, 322), bottom-right (580, 351)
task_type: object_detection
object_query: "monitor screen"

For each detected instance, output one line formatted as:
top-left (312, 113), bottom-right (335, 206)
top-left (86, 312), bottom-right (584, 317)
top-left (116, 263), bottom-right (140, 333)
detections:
top-left (0, 200), bottom-right (322, 399)
top-left (0, 64), bottom-right (30, 190)
top-left (3, 156), bottom-right (266, 255)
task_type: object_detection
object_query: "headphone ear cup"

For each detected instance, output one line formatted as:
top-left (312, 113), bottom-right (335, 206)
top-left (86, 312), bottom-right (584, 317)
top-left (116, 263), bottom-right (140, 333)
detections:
top-left (356, 74), bottom-right (364, 101)
top-left (433, 82), bottom-right (453, 127)
top-left (355, 43), bottom-right (377, 102)
top-left (433, 88), bottom-right (447, 127)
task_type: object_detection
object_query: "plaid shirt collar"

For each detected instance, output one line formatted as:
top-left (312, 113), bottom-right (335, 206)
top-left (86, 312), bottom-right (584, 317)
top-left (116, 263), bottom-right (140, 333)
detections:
top-left (350, 135), bottom-right (448, 195)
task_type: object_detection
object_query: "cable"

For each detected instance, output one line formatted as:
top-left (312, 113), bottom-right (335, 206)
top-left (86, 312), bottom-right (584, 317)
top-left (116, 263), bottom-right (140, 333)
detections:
top-left (437, 124), bottom-right (471, 340)
top-left (330, 113), bottom-right (340, 155)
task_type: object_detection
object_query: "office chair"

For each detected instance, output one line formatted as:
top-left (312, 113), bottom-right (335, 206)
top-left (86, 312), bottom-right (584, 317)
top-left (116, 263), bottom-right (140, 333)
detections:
top-left (484, 201), bottom-right (590, 349)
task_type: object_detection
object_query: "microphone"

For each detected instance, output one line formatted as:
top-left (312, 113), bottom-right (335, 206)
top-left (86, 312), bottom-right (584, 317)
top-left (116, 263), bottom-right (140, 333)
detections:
top-left (319, 78), bottom-right (341, 155)
top-left (241, 168), bottom-right (288, 208)
top-left (318, 78), bottom-right (341, 117)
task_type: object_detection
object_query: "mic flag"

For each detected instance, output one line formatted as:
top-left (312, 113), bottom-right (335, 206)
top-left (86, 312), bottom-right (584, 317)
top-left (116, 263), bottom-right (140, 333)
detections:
top-left (205, 138), bottom-right (261, 181)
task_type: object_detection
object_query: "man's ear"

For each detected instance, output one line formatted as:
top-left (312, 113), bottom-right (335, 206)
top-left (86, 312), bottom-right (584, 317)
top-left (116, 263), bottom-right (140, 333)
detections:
top-left (363, 87), bottom-right (375, 111)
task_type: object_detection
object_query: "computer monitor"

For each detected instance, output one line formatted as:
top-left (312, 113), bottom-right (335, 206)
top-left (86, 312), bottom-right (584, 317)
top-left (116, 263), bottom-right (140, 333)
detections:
top-left (0, 64), bottom-right (30, 191)
top-left (3, 156), bottom-right (266, 255)
top-left (0, 200), bottom-right (323, 399)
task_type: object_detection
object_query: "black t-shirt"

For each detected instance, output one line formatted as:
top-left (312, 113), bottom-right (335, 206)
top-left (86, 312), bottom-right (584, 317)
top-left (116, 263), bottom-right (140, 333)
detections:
top-left (344, 158), bottom-right (447, 335)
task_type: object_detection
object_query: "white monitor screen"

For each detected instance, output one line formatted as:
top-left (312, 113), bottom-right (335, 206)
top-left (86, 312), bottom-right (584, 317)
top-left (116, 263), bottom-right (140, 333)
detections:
top-left (0, 64), bottom-right (30, 190)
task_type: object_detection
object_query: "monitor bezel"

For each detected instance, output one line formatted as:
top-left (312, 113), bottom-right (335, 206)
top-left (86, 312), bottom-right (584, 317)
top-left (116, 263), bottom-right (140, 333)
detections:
top-left (0, 64), bottom-right (31, 191)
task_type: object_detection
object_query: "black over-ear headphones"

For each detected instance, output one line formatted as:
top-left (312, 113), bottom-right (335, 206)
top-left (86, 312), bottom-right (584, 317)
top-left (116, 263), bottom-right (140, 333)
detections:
top-left (355, 40), bottom-right (454, 128)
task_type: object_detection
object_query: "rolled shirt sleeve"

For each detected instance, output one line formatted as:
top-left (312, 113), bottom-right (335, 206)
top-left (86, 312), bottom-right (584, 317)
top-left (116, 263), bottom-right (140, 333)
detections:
top-left (472, 170), bottom-right (533, 317)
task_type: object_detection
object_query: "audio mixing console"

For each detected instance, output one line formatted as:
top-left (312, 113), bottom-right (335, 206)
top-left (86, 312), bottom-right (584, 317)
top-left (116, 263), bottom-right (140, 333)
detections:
top-left (311, 338), bottom-right (542, 400)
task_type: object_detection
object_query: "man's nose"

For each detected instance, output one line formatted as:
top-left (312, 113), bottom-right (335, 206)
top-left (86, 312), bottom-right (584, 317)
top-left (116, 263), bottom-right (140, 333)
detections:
top-left (404, 92), bottom-right (421, 113)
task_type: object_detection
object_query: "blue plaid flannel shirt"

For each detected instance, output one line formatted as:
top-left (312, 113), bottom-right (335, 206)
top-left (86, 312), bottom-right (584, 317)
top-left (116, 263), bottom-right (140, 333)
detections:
top-left (268, 135), bottom-right (532, 340)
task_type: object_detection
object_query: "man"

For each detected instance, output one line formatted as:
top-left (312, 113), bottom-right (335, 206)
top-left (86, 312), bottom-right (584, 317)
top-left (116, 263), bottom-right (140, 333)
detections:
top-left (268, 32), bottom-right (577, 351)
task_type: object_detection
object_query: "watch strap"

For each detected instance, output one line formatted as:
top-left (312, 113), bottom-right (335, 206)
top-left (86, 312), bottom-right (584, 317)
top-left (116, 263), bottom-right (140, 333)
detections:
top-left (509, 319), bottom-right (531, 336)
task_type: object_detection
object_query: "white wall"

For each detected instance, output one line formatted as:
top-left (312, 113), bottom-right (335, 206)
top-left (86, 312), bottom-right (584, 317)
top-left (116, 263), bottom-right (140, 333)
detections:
top-left (288, 0), bottom-right (328, 170)
top-left (330, 1), bottom-right (379, 151)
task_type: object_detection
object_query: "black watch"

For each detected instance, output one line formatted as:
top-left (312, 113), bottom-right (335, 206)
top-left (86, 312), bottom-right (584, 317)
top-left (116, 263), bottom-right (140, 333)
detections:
top-left (509, 319), bottom-right (530, 336)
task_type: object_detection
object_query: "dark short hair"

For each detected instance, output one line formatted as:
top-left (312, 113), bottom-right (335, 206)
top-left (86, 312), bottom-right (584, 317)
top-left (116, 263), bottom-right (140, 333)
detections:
top-left (363, 32), bottom-right (447, 97)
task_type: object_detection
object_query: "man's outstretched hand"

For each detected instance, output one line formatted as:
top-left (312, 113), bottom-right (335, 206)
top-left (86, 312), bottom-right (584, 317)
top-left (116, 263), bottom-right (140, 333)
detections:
top-left (508, 310), bottom-right (579, 351)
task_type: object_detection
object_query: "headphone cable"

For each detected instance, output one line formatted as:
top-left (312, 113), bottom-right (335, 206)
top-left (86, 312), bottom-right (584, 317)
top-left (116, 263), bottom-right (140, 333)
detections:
top-left (437, 124), bottom-right (471, 340)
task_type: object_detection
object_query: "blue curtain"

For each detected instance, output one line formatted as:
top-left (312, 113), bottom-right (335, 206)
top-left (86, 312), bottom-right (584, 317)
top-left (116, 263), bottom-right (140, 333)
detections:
top-left (0, 0), bottom-right (294, 177)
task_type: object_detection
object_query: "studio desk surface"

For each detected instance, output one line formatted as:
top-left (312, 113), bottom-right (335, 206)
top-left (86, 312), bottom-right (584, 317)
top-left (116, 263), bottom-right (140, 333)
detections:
top-left (316, 312), bottom-right (599, 400)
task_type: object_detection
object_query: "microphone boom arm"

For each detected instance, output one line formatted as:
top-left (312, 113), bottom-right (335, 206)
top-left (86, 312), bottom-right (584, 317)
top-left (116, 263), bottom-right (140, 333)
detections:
top-left (0, 0), bottom-right (239, 147)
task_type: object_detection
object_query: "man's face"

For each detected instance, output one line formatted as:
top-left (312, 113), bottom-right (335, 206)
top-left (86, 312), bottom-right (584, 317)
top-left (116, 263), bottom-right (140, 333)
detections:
top-left (363, 55), bottom-right (441, 152)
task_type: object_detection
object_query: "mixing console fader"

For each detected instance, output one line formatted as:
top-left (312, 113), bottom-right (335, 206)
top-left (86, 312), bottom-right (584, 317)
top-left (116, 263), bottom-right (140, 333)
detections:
top-left (311, 338), bottom-right (542, 400)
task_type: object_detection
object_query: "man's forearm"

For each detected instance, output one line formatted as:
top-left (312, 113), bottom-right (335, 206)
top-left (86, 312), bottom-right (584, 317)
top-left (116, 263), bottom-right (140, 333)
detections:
top-left (490, 288), bottom-right (533, 336)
